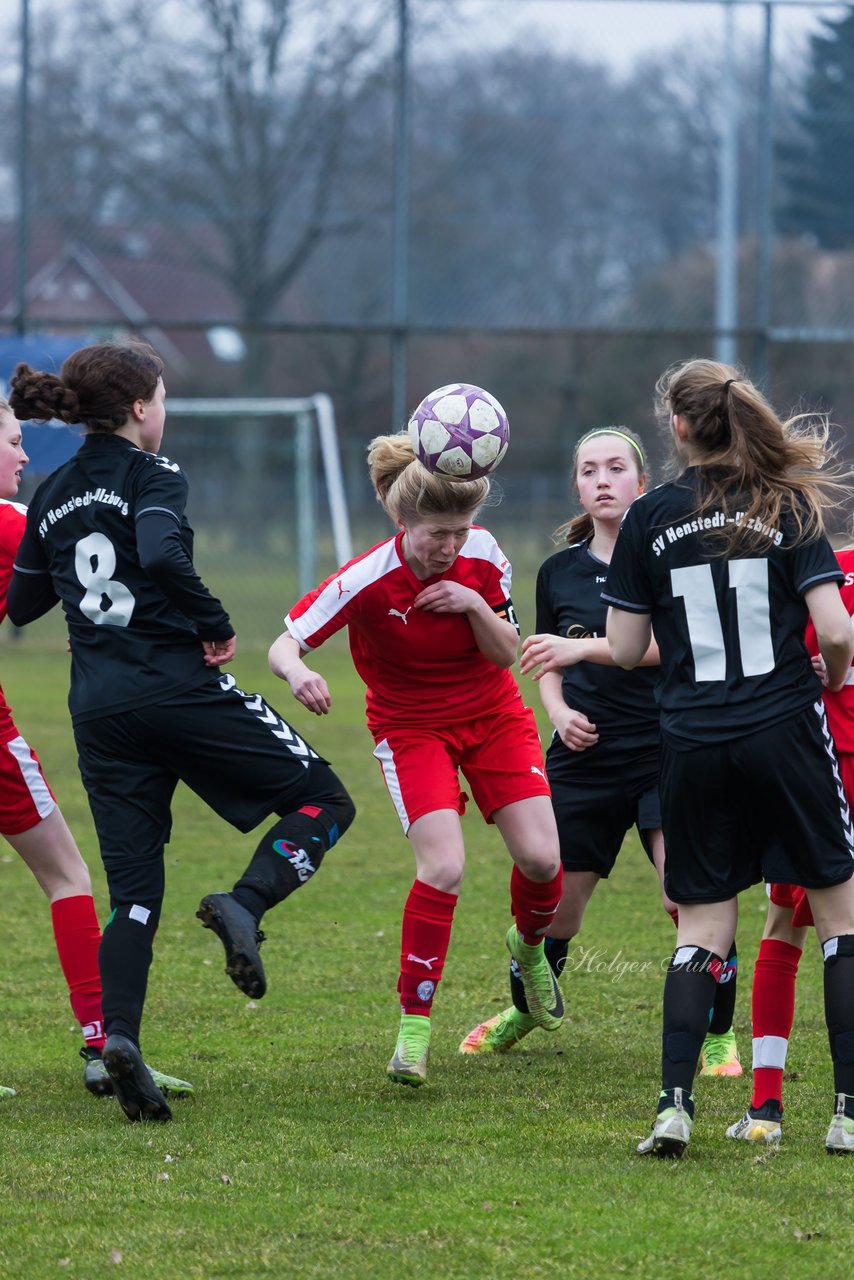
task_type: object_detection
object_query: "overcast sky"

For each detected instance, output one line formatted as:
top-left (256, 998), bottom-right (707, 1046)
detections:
top-left (444, 0), bottom-right (846, 71)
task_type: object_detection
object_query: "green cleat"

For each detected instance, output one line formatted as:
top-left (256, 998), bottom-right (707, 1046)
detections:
top-left (699, 1028), bottom-right (742, 1077)
top-left (459, 1006), bottom-right (536, 1055)
top-left (505, 926), bottom-right (563, 1031)
top-left (148, 1066), bottom-right (195, 1099)
top-left (387, 1013), bottom-right (431, 1087)
top-left (0, 1085), bottom-right (15, 1099)
top-left (82, 1045), bottom-right (195, 1100)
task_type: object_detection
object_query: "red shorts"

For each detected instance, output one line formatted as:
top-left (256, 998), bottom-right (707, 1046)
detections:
top-left (768, 751), bottom-right (854, 930)
top-left (0, 733), bottom-right (57, 835)
top-left (768, 881), bottom-right (814, 928)
top-left (371, 703), bottom-right (550, 833)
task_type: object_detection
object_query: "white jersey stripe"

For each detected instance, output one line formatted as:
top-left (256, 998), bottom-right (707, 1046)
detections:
top-left (6, 735), bottom-right (55, 821)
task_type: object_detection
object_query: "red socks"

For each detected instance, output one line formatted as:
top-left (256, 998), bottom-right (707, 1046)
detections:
top-left (50, 895), bottom-right (105, 1050)
top-left (510, 865), bottom-right (563, 942)
top-left (398, 879), bottom-right (458, 1016)
top-left (751, 938), bottom-right (803, 1110)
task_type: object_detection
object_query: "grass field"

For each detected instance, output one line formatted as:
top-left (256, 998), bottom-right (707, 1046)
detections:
top-left (1, 559), bottom-right (853, 1279)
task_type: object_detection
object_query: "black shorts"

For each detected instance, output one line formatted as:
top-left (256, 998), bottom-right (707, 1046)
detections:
top-left (545, 734), bottom-right (661, 877)
top-left (74, 671), bottom-right (340, 899)
top-left (660, 701), bottom-right (854, 904)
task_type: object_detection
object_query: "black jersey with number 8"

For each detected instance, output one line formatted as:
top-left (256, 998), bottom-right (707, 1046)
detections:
top-left (11, 434), bottom-right (233, 723)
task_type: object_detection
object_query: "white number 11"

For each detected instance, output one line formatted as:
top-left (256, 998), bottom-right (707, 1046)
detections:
top-left (670, 560), bottom-right (774, 682)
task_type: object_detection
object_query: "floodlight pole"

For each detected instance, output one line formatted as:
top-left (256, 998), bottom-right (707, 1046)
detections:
top-left (15, 0), bottom-right (30, 337)
top-left (715, 0), bottom-right (739, 366)
top-left (754, 2), bottom-right (774, 388)
top-left (390, 0), bottom-right (411, 430)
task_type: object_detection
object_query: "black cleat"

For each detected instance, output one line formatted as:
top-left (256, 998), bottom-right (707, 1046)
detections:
top-left (196, 892), bottom-right (267, 999)
top-left (101, 1035), bottom-right (172, 1123)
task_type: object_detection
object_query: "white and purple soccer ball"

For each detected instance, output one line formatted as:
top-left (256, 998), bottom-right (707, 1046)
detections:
top-left (408, 383), bottom-right (510, 480)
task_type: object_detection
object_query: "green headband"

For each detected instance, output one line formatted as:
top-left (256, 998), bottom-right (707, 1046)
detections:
top-left (577, 428), bottom-right (645, 468)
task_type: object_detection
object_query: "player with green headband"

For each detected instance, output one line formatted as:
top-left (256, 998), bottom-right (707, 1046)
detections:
top-left (460, 425), bottom-right (741, 1079)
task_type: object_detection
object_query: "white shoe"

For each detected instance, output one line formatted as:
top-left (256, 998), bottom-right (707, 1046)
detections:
top-left (725, 1107), bottom-right (782, 1144)
top-left (637, 1087), bottom-right (693, 1158)
top-left (826, 1094), bottom-right (854, 1154)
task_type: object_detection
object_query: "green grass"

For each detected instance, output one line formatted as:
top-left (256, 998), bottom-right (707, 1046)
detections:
top-left (0, 624), bottom-right (853, 1278)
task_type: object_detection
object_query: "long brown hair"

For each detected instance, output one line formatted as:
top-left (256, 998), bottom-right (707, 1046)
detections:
top-left (9, 341), bottom-right (163, 433)
top-left (368, 431), bottom-right (490, 525)
top-left (555, 426), bottom-right (649, 545)
top-left (656, 358), bottom-right (850, 551)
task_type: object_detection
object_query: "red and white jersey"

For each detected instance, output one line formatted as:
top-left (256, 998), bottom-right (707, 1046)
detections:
top-left (0, 500), bottom-right (28, 744)
top-left (805, 546), bottom-right (854, 754)
top-left (286, 527), bottom-right (521, 734)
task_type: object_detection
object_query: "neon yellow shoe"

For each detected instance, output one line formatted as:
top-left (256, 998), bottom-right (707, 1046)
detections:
top-left (699, 1028), bottom-right (742, 1077)
top-left (0, 1085), bottom-right (15, 1099)
top-left (387, 1013), bottom-right (431, 1087)
top-left (459, 1006), bottom-right (536, 1055)
top-left (504, 927), bottom-right (563, 1031)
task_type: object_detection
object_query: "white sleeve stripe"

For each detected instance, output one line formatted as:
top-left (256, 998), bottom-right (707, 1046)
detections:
top-left (459, 527), bottom-right (512, 595)
top-left (287, 540), bottom-right (400, 643)
top-left (136, 506), bottom-right (181, 522)
top-left (12, 564), bottom-right (48, 576)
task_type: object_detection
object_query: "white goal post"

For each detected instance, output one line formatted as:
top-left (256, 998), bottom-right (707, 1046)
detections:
top-left (167, 394), bottom-right (353, 594)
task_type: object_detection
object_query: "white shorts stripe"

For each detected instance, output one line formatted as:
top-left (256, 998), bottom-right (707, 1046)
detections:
top-left (372, 737), bottom-right (411, 834)
top-left (813, 698), bottom-right (854, 856)
top-left (6, 735), bottom-right (55, 822)
top-left (752, 1034), bottom-right (789, 1071)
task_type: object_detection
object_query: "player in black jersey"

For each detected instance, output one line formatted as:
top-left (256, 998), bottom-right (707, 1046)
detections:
top-left (459, 427), bottom-right (740, 1071)
top-left (6, 342), bottom-right (355, 1123)
top-left (605, 358), bottom-right (854, 1158)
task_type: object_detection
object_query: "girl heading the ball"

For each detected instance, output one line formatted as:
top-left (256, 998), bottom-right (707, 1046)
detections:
top-left (270, 428), bottom-right (563, 1086)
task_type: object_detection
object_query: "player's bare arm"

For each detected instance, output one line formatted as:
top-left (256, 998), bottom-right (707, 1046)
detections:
top-left (605, 605), bottom-right (652, 670)
top-left (536, 669), bottom-right (599, 751)
top-left (415, 581), bottom-right (517, 668)
top-left (268, 630), bottom-right (332, 715)
top-left (804, 581), bottom-right (854, 692)
top-left (522, 631), bottom-right (660, 678)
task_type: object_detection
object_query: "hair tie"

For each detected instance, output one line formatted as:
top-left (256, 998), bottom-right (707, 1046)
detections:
top-left (723, 379), bottom-right (735, 395)
top-left (576, 428), bottom-right (645, 468)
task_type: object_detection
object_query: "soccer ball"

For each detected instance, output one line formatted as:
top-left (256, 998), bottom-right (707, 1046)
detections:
top-left (408, 383), bottom-right (510, 479)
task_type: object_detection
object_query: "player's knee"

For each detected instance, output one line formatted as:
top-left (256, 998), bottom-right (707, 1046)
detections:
top-left (301, 767), bottom-right (356, 847)
top-left (317, 785), bottom-right (355, 846)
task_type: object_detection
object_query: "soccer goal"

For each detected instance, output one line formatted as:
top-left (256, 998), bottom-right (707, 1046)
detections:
top-left (167, 394), bottom-right (353, 595)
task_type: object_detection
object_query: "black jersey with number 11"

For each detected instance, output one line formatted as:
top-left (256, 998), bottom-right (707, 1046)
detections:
top-left (10, 434), bottom-right (233, 723)
top-left (602, 469), bottom-right (843, 747)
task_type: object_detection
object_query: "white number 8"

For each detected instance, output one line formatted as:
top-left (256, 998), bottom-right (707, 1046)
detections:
top-left (75, 533), bottom-right (135, 627)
